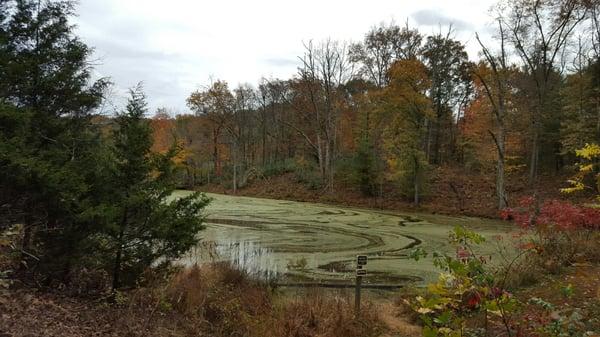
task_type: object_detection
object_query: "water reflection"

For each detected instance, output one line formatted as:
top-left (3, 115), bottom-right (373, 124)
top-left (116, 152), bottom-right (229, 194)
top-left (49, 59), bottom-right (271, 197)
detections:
top-left (192, 239), bottom-right (283, 281)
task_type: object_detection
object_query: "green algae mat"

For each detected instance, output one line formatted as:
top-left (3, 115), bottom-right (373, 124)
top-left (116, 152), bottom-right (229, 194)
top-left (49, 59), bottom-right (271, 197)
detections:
top-left (175, 191), bottom-right (515, 286)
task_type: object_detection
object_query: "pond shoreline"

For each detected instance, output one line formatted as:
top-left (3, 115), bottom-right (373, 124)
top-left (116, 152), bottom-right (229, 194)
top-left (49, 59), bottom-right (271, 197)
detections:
top-left (194, 169), bottom-right (586, 220)
top-left (193, 190), bottom-right (513, 228)
top-left (195, 183), bottom-right (502, 220)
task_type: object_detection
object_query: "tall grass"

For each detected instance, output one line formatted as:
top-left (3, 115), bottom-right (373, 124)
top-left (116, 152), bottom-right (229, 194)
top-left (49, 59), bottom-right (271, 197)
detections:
top-left (123, 262), bottom-right (383, 337)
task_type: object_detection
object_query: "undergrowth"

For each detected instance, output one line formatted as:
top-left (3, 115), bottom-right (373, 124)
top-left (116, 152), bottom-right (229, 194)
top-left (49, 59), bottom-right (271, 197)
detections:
top-left (1, 262), bottom-right (384, 337)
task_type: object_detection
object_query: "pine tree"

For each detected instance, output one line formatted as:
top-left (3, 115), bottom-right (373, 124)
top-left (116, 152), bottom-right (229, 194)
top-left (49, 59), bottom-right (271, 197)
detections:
top-left (0, 2), bottom-right (208, 288)
top-left (100, 86), bottom-right (210, 290)
top-left (0, 0), bottom-right (108, 277)
top-left (352, 134), bottom-right (378, 196)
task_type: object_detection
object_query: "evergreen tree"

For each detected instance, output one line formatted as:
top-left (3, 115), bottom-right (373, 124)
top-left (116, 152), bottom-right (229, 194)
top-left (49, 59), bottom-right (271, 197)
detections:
top-left (351, 134), bottom-right (379, 196)
top-left (0, 0), bottom-right (108, 278)
top-left (99, 86), bottom-right (210, 290)
top-left (0, 1), bottom-right (209, 289)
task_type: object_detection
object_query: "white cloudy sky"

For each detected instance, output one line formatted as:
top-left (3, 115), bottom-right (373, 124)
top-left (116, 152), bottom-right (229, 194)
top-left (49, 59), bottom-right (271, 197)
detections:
top-left (74, 0), bottom-right (499, 114)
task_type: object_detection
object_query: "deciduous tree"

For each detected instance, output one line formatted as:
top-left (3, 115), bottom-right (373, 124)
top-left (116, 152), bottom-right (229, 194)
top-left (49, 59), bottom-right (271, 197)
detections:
top-left (379, 59), bottom-right (433, 204)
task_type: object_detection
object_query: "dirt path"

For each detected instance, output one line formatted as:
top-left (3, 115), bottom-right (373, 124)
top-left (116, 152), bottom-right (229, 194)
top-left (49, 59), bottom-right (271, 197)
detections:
top-left (377, 301), bottom-right (421, 337)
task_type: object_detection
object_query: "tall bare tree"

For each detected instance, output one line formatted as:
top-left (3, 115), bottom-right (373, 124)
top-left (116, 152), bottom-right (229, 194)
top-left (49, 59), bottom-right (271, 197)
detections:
top-left (286, 40), bottom-right (352, 190)
top-left (501, 0), bottom-right (588, 184)
top-left (475, 20), bottom-right (511, 209)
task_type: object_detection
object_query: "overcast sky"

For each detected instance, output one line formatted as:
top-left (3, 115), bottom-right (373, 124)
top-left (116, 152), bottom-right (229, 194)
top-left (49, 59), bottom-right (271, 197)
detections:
top-left (74, 0), bottom-right (499, 115)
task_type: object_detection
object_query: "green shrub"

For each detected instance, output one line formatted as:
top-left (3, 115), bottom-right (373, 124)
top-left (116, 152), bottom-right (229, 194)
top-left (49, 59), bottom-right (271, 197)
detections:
top-left (261, 159), bottom-right (297, 177)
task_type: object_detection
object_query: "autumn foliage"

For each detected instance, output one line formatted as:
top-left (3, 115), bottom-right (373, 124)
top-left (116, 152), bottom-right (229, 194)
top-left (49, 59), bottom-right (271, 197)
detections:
top-left (502, 197), bottom-right (600, 231)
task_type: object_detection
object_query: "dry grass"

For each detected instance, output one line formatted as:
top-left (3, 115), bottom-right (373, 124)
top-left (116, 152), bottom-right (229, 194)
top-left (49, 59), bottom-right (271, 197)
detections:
top-left (162, 262), bottom-right (274, 336)
top-left (273, 289), bottom-right (383, 337)
top-left (0, 262), bottom-right (387, 337)
top-left (159, 263), bottom-right (383, 337)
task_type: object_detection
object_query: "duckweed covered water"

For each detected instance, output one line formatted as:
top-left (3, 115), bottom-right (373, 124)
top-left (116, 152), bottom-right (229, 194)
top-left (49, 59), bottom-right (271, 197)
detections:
top-left (177, 191), bottom-right (514, 286)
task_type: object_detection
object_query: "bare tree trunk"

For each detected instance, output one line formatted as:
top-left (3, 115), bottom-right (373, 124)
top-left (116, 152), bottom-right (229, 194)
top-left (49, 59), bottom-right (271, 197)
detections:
top-left (433, 111), bottom-right (441, 165)
top-left (476, 25), bottom-right (509, 209)
top-left (21, 200), bottom-right (33, 262)
top-left (529, 125), bottom-right (539, 185)
top-left (496, 126), bottom-right (508, 209)
top-left (213, 128), bottom-right (221, 177)
top-left (112, 238), bottom-right (123, 291)
top-left (326, 140), bottom-right (334, 192)
top-left (262, 110), bottom-right (266, 166)
top-left (414, 155), bottom-right (420, 205)
top-left (232, 142), bottom-right (237, 193)
top-left (426, 121), bottom-right (432, 163)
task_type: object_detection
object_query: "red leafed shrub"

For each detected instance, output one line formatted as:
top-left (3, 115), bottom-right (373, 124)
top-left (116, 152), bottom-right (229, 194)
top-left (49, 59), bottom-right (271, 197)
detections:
top-left (502, 197), bottom-right (600, 270)
top-left (502, 197), bottom-right (600, 231)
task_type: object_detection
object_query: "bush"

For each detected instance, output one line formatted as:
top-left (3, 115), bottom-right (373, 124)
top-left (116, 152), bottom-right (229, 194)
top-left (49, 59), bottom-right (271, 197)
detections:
top-left (261, 159), bottom-right (298, 178)
top-left (409, 220), bottom-right (600, 337)
top-left (502, 197), bottom-right (600, 270)
top-left (292, 158), bottom-right (323, 190)
top-left (409, 226), bottom-right (522, 337)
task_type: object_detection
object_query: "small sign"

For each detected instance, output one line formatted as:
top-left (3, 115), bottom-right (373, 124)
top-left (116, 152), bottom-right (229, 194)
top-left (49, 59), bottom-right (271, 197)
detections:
top-left (357, 255), bottom-right (368, 266)
top-left (356, 268), bottom-right (367, 276)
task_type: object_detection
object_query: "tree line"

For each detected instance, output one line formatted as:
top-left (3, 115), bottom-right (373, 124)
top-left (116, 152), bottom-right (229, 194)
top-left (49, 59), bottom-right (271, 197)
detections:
top-left (150, 0), bottom-right (600, 209)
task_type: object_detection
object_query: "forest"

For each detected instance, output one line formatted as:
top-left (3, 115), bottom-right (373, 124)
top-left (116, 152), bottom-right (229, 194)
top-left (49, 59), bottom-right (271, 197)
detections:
top-left (0, 0), bottom-right (599, 336)
top-left (142, 2), bottom-right (600, 215)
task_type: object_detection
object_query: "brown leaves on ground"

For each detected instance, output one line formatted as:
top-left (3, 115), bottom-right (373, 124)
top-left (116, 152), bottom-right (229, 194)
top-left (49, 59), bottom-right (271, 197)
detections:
top-left (514, 263), bottom-right (600, 334)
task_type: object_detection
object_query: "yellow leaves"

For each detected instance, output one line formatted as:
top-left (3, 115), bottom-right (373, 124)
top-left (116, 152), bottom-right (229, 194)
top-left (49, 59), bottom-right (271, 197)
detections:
top-left (561, 143), bottom-right (600, 197)
top-left (173, 146), bottom-right (189, 166)
top-left (437, 327), bottom-right (454, 335)
top-left (575, 143), bottom-right (600, 160)
top-left (560, 180), bottom-right (585, 194)
top-left (384, 59), bottom-right (433, 121)
top-left (427, 281), bottom-right (446, 295)
top-left (579, 164), bottom-right (594, 173)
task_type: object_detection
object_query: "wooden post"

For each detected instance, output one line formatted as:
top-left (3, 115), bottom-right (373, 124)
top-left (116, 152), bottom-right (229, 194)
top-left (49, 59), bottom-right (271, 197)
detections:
top-left (355, 255), bottom-right (367, 317)
top-left (355, 271), bottom-right (362, 316)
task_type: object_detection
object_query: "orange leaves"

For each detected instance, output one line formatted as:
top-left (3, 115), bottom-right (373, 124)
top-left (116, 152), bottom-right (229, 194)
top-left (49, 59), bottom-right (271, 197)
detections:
top-left (150, 111), bottom-right (175, 154)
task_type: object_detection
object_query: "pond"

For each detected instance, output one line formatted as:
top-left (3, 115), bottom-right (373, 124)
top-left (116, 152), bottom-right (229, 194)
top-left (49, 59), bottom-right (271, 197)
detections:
top-left (176, 191), bottom-right (515, 286)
